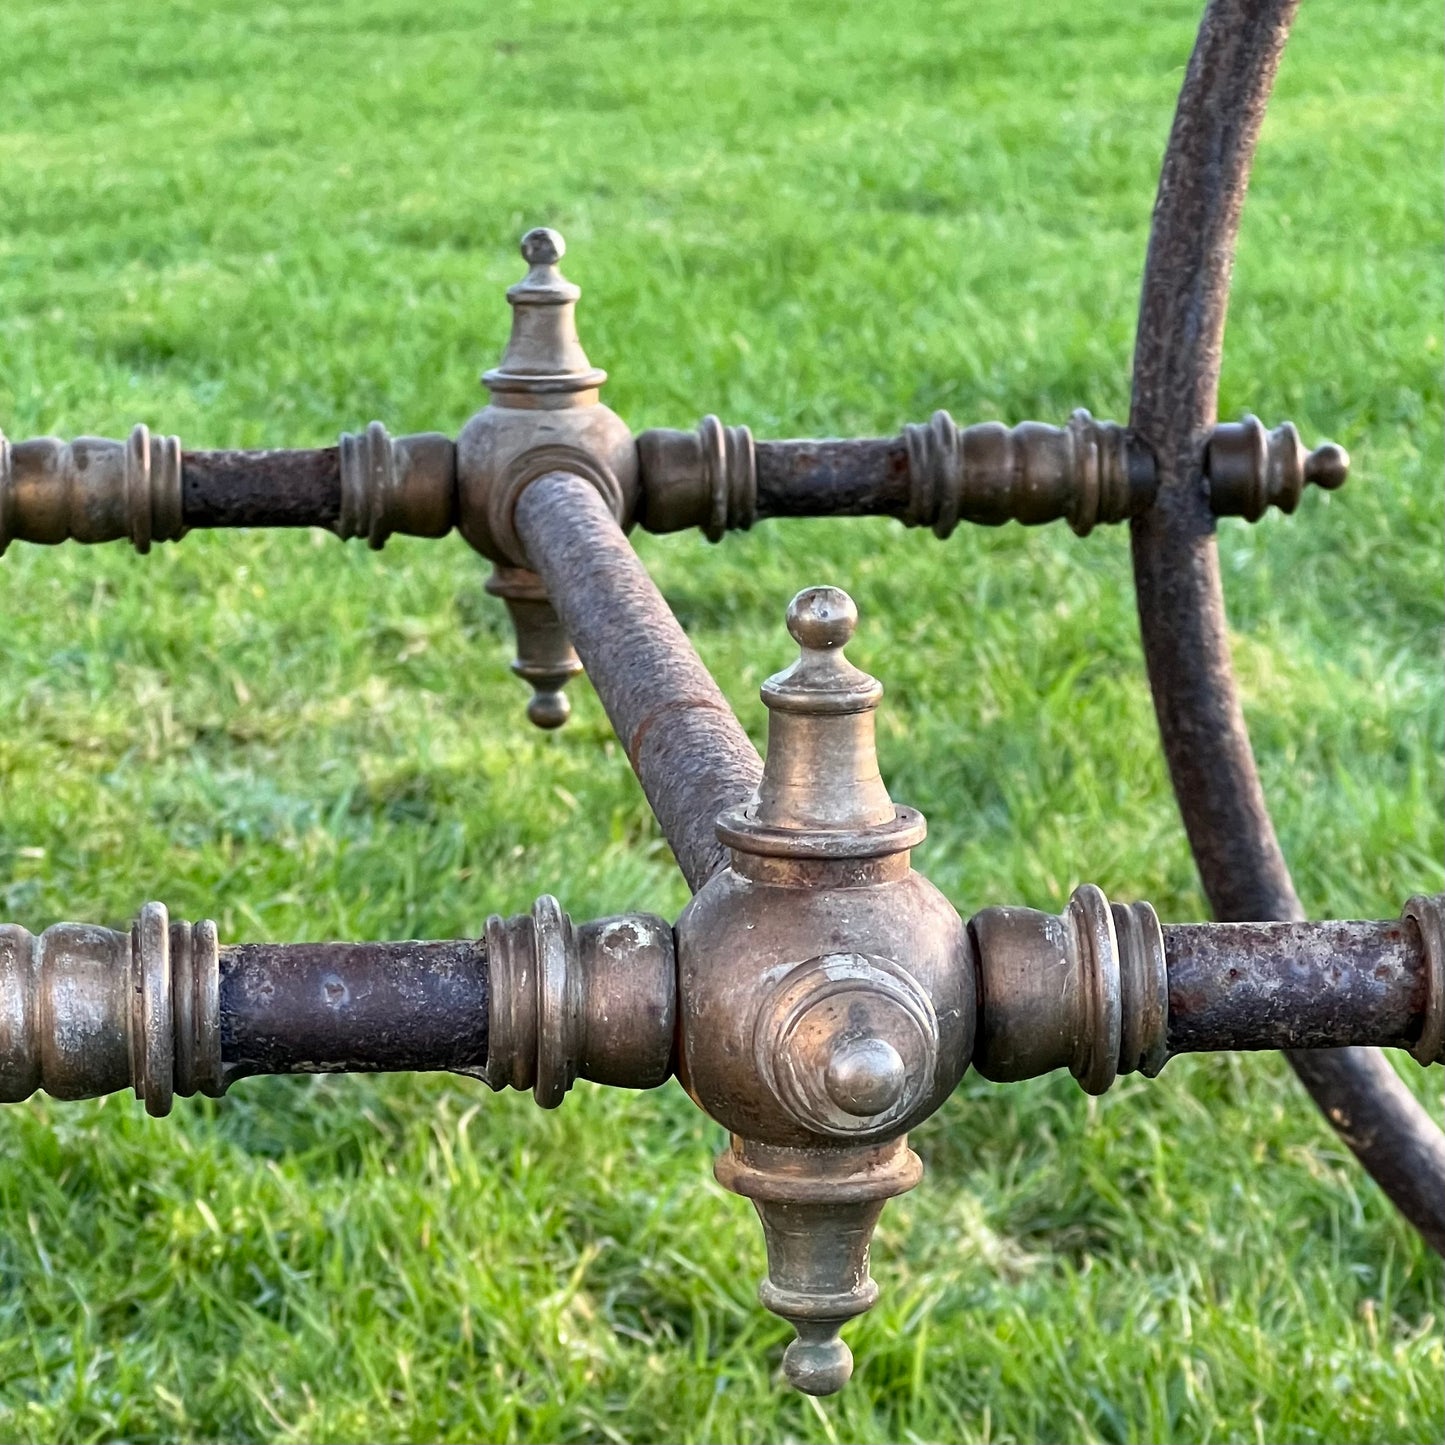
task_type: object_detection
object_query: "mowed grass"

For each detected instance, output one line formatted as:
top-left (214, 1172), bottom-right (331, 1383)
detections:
top-left (0, 1), bottom-right (1441, 1441)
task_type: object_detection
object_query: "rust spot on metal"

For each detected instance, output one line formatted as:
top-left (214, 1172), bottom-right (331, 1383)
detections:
top-left (626, 694), bottom-right (741, 775)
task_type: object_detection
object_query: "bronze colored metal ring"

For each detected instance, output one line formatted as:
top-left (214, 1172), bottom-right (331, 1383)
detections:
top-left (133, 902), bottom-right (175, 1117)
top-left (532, 894), bottom-right (575, 1109)
top-left (338, 420), bottom-right (395, 548)
top-left (1403, 895), bottom-right (1445, 1066)
top-left (702, 414), bottom-right (731, 542)
top-left (124, 424), bottom-right (184, 554)
top-left (716, 804), bottom-right (926, 860)
top-left (902, 410), bottom-right (960, 538)
top-left (1112, 899), bottom-right (1169, 1077)
top-left (496, 451), bottom-right (625, 566)
top-left (173, 917), bottom-right (223, 1098)
top-left (484, 911), bottom-right (535, 1094)
top-left (1066, 885), bottom-right (1121, 1096)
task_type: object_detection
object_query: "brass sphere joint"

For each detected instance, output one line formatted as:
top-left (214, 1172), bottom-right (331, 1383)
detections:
top-left (676, 586), bottom-right (973, 1395)
top-left (457, 229), bottom-right (639, 727)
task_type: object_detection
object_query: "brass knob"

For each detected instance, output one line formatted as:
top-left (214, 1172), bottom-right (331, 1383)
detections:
top-left (825, 1037), bottom-right (906, 1116)
top-left (758, 952), bottom-right (939, 1137)
top-left (1207, 415), bottom-right (1349, 520)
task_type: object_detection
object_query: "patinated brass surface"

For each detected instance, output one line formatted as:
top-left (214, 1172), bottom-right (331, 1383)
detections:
top-left (0, 424), bottom-right (183, 553)
top-left (0, 904), bottom-right (221, 1114)
top-left (676, 587), bottom-right (973, 1393)
top-left (1206, 414), bottom-right (1349, 521)
top-left (971, 886), bottom-right (1169, 1092)
top-left (484, 895), bottom-right (676, 1107)
top-left (336, 420), bottom-right (455, 548)
top-left (455, 228), bottom-right (637, 567)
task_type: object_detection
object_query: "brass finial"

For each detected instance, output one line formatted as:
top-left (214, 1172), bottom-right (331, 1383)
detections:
top-left (1207, 415), bottom-right (1350, 521)
top-left (482, 228), bottom-right (607, 404)
top-left (683, 586), bottom-right (970, 1396)
top-left (720, 586), bottom-right (923, 855)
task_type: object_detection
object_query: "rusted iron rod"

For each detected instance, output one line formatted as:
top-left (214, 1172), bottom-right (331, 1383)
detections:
top-left (1, 897), bottom-right (675, 1109)
top-left (513, 471), bottom-right (763, 891)
top-left (1164, 919), bottom-right (1428, 1056)
top-left (754, 438), bottom-right (912, 520)
top-left (638, 415), bottom-right (1340, 539)
top-left (219, 939), bottom-right (488, 1082)
top-left (0, 428), bottom-right (455, 550)
top-left (183, 447), bottom-right (343, 530)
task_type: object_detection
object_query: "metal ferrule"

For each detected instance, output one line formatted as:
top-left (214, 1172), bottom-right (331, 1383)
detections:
top-left (0, 424), bottom-right (184, 554)
top-left (970, 886), bottom-right (1169, 1094)
top-left (0, 903), bottom-right (221, 1115)
top-left (336, 421), bottom-right (456, 548)
top-left (636, 415), bottom-right (757, 538)
top-left (484, 895), bottom-right (676, 1108)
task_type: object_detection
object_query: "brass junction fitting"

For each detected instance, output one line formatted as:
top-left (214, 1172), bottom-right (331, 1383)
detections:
top-left (675, 586), bottom-right (974, 1395)
top-left (456, 228), bottom-right (639, 727)
top-left (0, 903), bottom-right (222, 1116)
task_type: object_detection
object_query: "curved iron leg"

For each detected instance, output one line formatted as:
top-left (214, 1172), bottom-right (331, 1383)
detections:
top-left (1128, 0), bottom-right (1445, 1252)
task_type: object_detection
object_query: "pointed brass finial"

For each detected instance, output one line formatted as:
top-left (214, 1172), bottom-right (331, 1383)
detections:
top-left (457, 228), bottom-right (639, 728)
top-left (484, 565), bottom-right (583, 728)
top-left (716, 1137), bottom-right (922, 1395)
top-left (482, 228), bottom-right (607, 404)
top-left (719, 586), bottom-right (923, 856)
top-left (750, 587), bottom-right (894, 833)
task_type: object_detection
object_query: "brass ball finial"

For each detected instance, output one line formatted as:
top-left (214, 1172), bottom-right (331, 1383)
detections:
top-left (526, 689), bottom-right (571, 730)
top-left (783, 1329), bottom-right (854, 1396)
top-left (1206, 417), bottom-right (1351, 520)
top-left (1306, 441), bottom-right (1350, 492)
top-left (786, 586), bottom-right (857, 652)
top-left (520, 227), bottom-right (564, 268)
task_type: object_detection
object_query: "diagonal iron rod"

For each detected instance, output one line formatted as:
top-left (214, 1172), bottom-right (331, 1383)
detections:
top-left (513, 471), bottom-right (763, 891)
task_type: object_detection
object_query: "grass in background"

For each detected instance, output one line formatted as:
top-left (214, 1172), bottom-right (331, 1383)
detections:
top-left (0, 0), bottom-right (1441, 1440)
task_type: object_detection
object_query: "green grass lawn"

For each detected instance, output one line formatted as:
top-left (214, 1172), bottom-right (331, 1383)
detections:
top-left (1, 0), bottom-right (1442, 1440)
